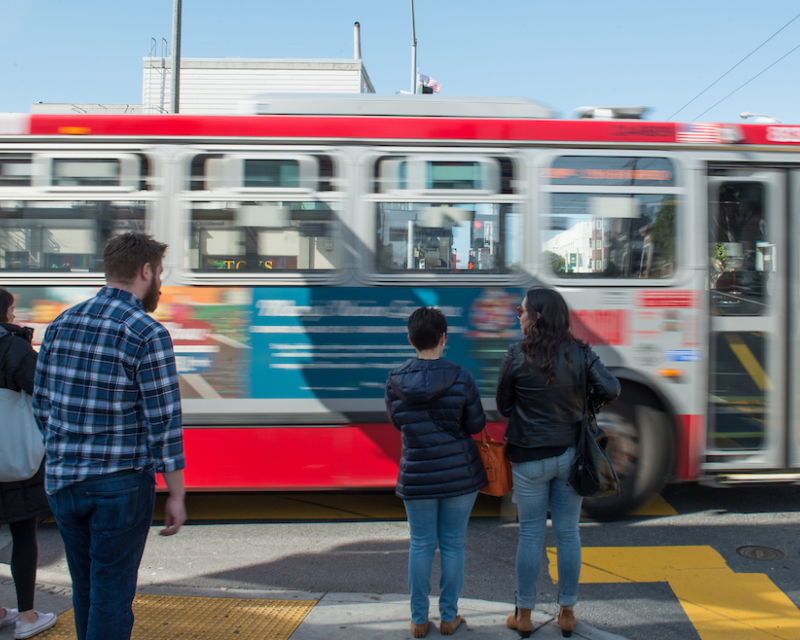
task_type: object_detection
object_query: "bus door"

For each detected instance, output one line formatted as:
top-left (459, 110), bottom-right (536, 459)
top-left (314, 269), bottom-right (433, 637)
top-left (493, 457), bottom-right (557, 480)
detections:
top-left (706, 168), bottom-right (787, 473)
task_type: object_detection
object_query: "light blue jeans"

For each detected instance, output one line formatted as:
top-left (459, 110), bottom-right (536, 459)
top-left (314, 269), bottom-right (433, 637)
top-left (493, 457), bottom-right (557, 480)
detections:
top-left (512, 446), bottom-right (582, 610)
top-left (403, 491), bottom-right (478, 625)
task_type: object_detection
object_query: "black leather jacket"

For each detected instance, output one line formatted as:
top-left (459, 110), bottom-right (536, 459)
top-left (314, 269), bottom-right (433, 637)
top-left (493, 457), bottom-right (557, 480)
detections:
top-left (496, 341), bottom-right (621, 449)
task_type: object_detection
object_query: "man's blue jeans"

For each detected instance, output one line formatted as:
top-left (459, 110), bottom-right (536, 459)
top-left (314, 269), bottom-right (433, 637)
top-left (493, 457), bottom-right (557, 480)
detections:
top-left (512, 447), bottom-right (583, 610)
top-left (403, 491), bottom-right (478, 625)
top-left (48, 470), bottom-right (156, 640)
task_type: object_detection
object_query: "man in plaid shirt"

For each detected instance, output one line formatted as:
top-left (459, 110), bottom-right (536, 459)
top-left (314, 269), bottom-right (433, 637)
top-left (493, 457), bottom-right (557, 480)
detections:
top-left (33, 233), bottom-right (186, 640)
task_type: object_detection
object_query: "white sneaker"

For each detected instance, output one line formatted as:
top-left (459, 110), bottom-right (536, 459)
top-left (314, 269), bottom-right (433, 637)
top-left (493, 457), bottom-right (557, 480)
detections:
top-left (14, 612), bottom-right (57, 639)
top-left (0, 608), bottom-right (19, 629)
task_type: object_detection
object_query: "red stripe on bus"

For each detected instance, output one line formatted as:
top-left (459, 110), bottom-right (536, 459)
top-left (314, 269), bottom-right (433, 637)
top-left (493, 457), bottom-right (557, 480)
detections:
top-left (20, 114), bottom-right (800, 146)
top-left (638, 290), bottom-right (700, 308)
top-left (176, 421), bottom-right (507, 491)
top-left (26, 114), bottom-right (681, 143)
top-left (674, 414), bottom-right (703, 482)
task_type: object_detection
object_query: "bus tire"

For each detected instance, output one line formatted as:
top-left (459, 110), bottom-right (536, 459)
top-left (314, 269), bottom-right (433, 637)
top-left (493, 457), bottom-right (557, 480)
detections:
top-left (581, 385), bottom-right (675, 520)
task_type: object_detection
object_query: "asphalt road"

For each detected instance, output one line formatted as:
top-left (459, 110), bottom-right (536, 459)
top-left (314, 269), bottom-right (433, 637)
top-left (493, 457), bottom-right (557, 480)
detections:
top-left (3, 482), bottom-right (800, 640)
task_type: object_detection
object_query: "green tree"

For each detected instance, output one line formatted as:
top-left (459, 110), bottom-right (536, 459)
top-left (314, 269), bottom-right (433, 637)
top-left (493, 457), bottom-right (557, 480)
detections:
top-left (651, 199), bottom-right (675, 260)
top-left (545, 251), bottom-right (566, 273)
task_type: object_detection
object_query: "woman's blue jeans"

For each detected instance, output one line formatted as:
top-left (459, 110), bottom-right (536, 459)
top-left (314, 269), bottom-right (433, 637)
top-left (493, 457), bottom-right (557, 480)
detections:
top-left (47, 469), bottom-right (156, 640)
top-left (512, 447), bottom-right (582, 610)
top-left (403, 491), bottom-right (478, 625)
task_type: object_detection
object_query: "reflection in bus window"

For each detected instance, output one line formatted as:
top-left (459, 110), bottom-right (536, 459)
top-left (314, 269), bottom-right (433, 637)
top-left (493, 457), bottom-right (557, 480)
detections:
top-left (0, 157), bottom-right (32, 188)
top-left (244, 159), bottom-right (300, 188)
top-left (376, 202), bottom-right (521, 273)
top-left (542, 194), bottom-right (676, 278)
top-left (52, 159), bottom-right (122, 188)
top-left (0, 201), bottom-right (148, 272)
top-left (188, 201), bottom-right (338, 272)
top-left (709, 182), bottom-right (769, 316)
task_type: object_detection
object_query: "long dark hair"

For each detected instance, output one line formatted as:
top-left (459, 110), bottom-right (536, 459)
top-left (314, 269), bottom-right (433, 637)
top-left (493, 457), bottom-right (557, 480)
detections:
top-left (520, 287), bottom-right (585, 387)
top-left (0, 287), bottom-right (13, 323)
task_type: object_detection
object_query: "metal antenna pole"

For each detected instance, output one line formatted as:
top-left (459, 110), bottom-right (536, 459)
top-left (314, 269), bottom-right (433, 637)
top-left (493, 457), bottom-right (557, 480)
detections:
top-left (170, 0), bottom-right (182, 113)
top-left (411, 0), bottom-right (417, 94)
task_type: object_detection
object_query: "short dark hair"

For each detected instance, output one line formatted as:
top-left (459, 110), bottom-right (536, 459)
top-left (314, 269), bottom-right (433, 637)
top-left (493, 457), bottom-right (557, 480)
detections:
top-left (104, 233), bottom-right (168, 284)
top-left (0, 287), bottom-right (13, 323)
top-left (408, 306), bottom-right (447, 351)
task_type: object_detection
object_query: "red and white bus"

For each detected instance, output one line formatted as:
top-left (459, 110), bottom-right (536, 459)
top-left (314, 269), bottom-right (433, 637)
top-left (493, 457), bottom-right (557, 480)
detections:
top-left (2, 95), bottom-right (798, 518)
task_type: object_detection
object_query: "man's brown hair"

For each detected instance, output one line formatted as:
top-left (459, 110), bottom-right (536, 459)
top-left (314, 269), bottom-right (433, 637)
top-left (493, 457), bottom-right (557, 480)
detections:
top-left (104, 233), bottom-right (168, 284)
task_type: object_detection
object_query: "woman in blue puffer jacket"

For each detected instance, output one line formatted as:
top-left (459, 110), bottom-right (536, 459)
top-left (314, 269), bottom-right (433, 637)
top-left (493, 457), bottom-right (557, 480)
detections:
top-left (385, 307), bottom-right (487, 638)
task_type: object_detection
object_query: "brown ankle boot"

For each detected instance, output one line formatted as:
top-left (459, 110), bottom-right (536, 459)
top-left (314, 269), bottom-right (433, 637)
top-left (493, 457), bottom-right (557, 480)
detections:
top-left (440, 614), bottom-right (462, 635)
top-left (558, 606), bottom-right (576, 638)
top-left (506, 607), bottom-right (533, 638)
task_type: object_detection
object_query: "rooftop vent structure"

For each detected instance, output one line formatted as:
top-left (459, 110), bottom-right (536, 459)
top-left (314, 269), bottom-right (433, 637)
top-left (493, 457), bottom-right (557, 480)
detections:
top-left (575, 106), bottom-right (649, 120)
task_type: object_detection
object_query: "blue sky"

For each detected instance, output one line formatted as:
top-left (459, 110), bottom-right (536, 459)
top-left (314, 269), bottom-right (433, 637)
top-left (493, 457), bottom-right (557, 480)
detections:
top-left (2, 0), bottom-right (799, 123)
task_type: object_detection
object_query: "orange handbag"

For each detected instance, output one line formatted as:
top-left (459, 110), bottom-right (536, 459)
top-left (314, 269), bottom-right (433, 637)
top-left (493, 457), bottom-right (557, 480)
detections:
top-left (477, 428), bottom-right (513, 496)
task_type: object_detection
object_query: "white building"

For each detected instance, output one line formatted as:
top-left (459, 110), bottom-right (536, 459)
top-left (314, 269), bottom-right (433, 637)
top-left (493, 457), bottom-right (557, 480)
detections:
top-left (31, 40), bottom-right (375, 114)
top-left (141, 57), bottom-right (375, 114)
top-left (542, 220), bottom-right (593, 273)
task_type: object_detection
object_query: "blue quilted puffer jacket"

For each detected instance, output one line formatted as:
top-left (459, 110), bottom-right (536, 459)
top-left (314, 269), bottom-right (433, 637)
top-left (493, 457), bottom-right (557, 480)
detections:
top-left (385, 358), bottom-right (488, 500)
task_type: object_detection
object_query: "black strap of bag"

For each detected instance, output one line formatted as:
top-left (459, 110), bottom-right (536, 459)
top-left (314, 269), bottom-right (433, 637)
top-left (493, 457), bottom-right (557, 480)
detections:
top-left (574, 345), bottom-right (589, 457)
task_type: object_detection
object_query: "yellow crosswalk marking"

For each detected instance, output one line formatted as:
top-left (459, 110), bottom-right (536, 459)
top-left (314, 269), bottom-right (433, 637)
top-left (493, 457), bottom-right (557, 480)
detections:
top-left (548, 546), bottom-right (800, 639)
top-left (628, 494), bottom-right (678, 516)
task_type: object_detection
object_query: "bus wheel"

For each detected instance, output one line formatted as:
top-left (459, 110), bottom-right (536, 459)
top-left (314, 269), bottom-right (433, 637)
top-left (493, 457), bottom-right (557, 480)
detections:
top-left (581, 390), bottom-right (674, 520)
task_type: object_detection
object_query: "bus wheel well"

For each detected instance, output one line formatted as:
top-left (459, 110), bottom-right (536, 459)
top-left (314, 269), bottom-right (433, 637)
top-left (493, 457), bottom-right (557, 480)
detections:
top-left (582, 378), bottom-right (677, 520)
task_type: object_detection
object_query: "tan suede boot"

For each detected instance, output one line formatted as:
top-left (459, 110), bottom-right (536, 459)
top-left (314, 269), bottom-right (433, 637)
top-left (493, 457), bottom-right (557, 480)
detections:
top-left (506, 607), bottom-right (533, 638)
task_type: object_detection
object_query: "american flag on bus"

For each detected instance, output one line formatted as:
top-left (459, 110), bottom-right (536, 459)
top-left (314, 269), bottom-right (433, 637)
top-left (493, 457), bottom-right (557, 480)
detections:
top-left (676, 123), bottom-right (721, 143)
top-left (419, 74), bottom-right (441, 93)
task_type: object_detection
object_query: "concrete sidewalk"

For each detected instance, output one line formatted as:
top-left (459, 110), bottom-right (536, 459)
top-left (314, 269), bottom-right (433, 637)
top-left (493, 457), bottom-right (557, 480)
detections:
top-left (0, 565), bottom-right (631, 640)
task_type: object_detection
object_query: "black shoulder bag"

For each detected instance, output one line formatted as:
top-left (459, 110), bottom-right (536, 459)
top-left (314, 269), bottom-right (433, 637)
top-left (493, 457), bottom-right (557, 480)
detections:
top-left (567, 346), bottom-right (620, 498)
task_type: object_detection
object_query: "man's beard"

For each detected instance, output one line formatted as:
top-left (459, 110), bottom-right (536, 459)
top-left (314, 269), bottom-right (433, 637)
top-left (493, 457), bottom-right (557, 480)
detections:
top-left (142, 276), bottom-right (160, 313)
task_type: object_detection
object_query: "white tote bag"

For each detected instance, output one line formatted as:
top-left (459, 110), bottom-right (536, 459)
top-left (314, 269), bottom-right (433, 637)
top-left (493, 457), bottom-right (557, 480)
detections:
top-left (0, 387), bottom-right (45, 482)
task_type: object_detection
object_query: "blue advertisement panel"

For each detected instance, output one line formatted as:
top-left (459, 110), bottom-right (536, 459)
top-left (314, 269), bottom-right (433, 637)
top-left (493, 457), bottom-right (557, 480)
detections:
top-left (10, 285), bottom-right (522, 402)
top-left (251, 287), bottom-right (521, 400)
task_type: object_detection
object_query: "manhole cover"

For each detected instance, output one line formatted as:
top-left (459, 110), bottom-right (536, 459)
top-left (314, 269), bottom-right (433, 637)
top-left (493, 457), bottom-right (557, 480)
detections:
top-left (735, 545), bottom-right (785, 561)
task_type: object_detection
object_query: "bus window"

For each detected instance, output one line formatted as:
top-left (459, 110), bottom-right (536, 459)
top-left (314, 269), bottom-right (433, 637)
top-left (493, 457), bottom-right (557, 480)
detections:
top-left (376, 202), bottom-right (521, 273)
top-left (543, 194), bottom-right (676, 278)
top-left (185, 152), bottom-right (339, 273)
top-left (0, 201), bottom-right (148, 272)
top-left (188, 200), bottom-right (338, 272)
top-left (376, 156), bottom-right (502, 194)
top-left (52, 159), bottom-right (121, 187)
top-left (0, 157), bottom-right (32, 188)
top-left (709, 331), bottom-right (768, 450)
top-left (374, 153), bottom-right (519, 274)
top-left (541, 156), bottom-right (678, 279)
top-left (244, 159), bottom-right (300, 188)
top-left (31, 155), bottom-right (145, 190)
top-left (709, 182), bottom-right (769, 316)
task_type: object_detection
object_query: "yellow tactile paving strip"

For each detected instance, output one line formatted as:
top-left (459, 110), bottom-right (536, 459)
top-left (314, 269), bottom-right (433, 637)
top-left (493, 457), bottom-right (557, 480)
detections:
top-left (36, 594), bottom-right (316, 640)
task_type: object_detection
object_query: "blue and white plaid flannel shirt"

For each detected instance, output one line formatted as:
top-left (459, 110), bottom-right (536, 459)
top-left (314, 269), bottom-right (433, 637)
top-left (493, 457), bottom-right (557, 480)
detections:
top-left (33, 286), bottom-right (185, 494)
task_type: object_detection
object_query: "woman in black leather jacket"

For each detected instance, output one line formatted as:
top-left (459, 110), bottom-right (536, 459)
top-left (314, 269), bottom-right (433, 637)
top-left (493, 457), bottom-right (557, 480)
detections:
top-left (496, 287), bottom-right (620, 638)
top-left (0, 287), bottom-right (57, 638)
